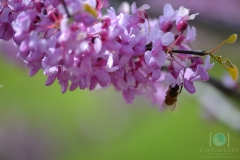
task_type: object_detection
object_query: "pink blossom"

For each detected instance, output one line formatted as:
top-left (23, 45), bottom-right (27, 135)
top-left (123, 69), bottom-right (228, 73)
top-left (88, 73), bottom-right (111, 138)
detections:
top-left (175, 6), bottom-right (199, 32)
top-left (0, 0), bottom-right (214, 109)
top-left (159, 4), bottom-right (176, 32)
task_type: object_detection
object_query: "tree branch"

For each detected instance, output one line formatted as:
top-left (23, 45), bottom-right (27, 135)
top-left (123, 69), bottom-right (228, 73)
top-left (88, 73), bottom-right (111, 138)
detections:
top-left (170, 49), bottom-right (206, 56)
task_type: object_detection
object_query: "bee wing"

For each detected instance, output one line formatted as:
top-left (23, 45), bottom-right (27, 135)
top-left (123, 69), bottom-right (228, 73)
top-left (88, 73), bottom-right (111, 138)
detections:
top-left (162, 102), bottom-right (168, 109)
top-left (162, 102), bottom-right (177, 111)
top-left (169, 102), bottom-right (177, 111)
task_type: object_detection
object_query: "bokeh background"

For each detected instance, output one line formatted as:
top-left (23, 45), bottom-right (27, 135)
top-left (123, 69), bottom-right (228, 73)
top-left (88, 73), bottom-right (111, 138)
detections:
top-left (0, 0), bottom-right (240, 160)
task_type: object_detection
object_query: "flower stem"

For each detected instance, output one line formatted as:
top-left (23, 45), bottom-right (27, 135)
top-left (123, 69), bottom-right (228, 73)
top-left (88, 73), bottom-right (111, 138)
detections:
top-left (61, 0), bottom-right (71, 18)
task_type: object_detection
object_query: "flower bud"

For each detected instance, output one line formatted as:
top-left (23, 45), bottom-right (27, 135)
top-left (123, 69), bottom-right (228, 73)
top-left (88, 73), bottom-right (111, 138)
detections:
top-left (177, 20), bottom-right (188, 32)
top-left (160, 21), bottom-right (173, 32)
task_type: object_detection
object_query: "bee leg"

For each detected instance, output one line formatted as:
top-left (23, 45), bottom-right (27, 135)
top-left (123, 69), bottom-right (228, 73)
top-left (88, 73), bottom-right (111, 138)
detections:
top-left (179, 85), bottom-right (183, 93)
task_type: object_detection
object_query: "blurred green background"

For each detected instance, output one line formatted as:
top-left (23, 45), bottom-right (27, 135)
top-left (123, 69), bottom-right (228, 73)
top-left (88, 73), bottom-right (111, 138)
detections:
top-left (0, 0), bottom-right (240, 160)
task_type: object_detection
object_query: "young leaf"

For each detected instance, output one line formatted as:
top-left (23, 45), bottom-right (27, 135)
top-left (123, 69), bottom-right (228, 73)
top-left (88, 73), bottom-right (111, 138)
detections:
top-left (223, 59), bottom-right (238, 82)
top-left (210, 55), bottom-right (238, 81)
top-left (226, 34), bottom-right (237, 43)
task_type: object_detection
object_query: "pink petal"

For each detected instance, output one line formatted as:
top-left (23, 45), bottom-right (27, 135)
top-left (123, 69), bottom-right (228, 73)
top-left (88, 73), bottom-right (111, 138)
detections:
top-left (144, 51), bottom-right (152, 66)
top-left (151, 45), bottom-right (161, 57)
top-left (163, 4), bottom-right (174, 20)
top-left (152, 68), bottom-right (161, 81)
top-left (47, 48), bottom-right (63, 66)
top-left (79, 57), bottom-right (92, 74)
top-left (194, 65), bottom-right (209, 81)
top-left (120, 45), bottom-right (135, 55)
top-left (123, 88), bottom-right (135, 104)
top-left (204, 55), bottom-right (214, 70)
top-left (118, 2), bottom-right (130, 14)
top-left (94, 38), bottom-right (102, 53)
top-left (96, 0), bottom-right (104, 10)
top-left (188, 13), bottom-right (199, 20)
top-left (28, 50), bottom-right (45, 63)
top-left (89, 76), bottom-right (98, 90)
top-left (19, 40), bottom-right (30, 57)
top-left (106, 40), bottom-right (121, 51)
top-left (107, 7), bottom-right (117, 20)
top-left (164, 73), bottom-right (176, 85)
top-left (117, 79), bottom-right (128, 90)
top-left (161, 32), bottom-right (174, 46)
top-left (107, 53), bottom-right (114, 68)
top-left (69, 82), bottom-right (79, 91)
top-left (134, 71), bottom-right (147, 83)
top-left (155, 51), bottom-right (166, 67)
top-left (2, 24), bottom-right (14, 40)
top-left (126, 73), bottom-right (136, 87)
top-left (131, 2), bottom-right (138, 13)
top-left (114, 68), bottom-right (124, 79)
top-left (60, 80), bottom-right (69, 93)
top-left (26, 63), bottom-right (41, 76)
top-left (184, 68), bottom-right (194, 80)
top-left (159, 16), bottom-right (166, 27)
top-left (46, 74), bottom-right (57, 86)
top-left (185, 26), bottom-right (196, 43)
top-left (184, 80), bottom-right (196, 94)
top-left (57, 67), bottom-right (70, 81)
top-left (29, 68), bottom-right (39, 76)
top-left (0, 7), bottom-right (11, 22)
top-left (64, 53), bottom-right (74, 68)
top-left (150, 28), bottom-right (162, 42)
top-left (147, 80), bottom-right (157, 92)
top-left (95, 70), bottom-right (111, 84)
top-left (138, 4), bottom-right (150, 11)
top-left (119, 55), bottom-right (130, 67)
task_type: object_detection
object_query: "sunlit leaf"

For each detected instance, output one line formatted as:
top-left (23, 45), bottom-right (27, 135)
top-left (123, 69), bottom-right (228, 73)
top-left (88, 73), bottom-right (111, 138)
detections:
top-left (210, 55), bottom-right (238, 81)
top-left (226, 34), bottom-right (237, 43)
top-left (221, 58), bottom-right (238, 81)
top-left (227, 64), bottom-right (238, 82)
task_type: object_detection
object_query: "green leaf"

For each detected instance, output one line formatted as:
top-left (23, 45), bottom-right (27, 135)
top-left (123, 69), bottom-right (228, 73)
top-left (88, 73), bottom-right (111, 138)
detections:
top-left (226, 34), bottom-right (237, 43)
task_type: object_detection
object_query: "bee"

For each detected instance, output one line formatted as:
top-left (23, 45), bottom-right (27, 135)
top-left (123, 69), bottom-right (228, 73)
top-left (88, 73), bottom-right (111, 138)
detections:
top-left (163, 84), bottom-right (182, 111)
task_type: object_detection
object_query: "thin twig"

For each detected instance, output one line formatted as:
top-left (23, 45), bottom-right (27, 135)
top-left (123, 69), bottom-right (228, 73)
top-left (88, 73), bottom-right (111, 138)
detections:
top-left (61, 0), bottom-right (71, 18)
top-left (170, 49), bottom-right (206, 56)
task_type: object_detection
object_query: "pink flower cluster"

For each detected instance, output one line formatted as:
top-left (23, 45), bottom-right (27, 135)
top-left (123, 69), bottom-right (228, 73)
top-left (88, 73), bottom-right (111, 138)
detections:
top-left (0, 1), bottom-right (213, 108)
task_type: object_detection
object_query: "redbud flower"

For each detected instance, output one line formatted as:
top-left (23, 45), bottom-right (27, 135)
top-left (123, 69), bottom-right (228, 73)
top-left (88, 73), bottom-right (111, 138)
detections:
top-left (176, 6), bottom-right (198, 32)
top-left (0, 0), bottom-right (219, 110)
top-left (183, 55), bottom-right (214, 94)
top-left (159, 4), bottom-right (176, 32)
